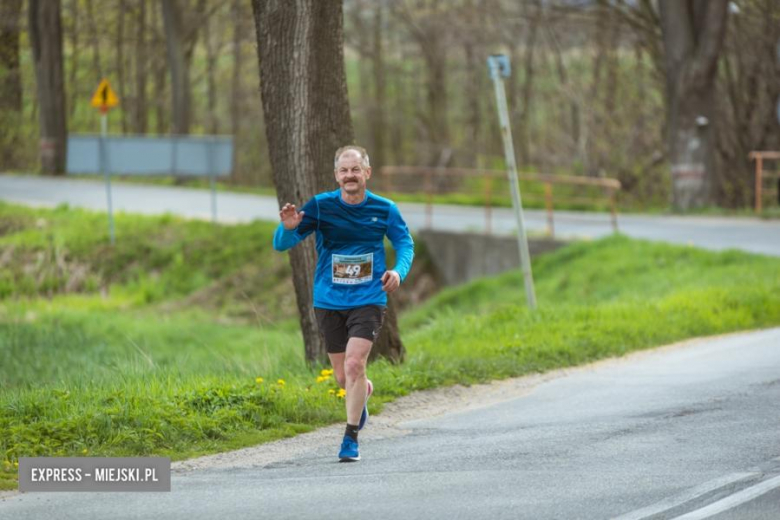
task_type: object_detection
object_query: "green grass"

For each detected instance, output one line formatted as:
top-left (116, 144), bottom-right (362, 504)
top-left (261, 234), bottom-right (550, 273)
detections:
top-left (400, 238), bottom-right (779, 381)
top-left (1, 204), bottom-right (779, 490)
top-left (0, 202), bottom-right (297, 321)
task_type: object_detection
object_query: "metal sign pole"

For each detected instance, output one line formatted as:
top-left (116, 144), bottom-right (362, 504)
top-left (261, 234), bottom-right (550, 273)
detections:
top-left (100, 109), bottom-right (116, 245)
top-left (208, 138), bottom-right (217, 223)
top-left (487, 54), bottom-right (537, 310)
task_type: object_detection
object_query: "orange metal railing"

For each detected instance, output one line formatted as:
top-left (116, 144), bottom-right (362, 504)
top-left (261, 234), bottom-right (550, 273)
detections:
top-left (380, 166), bottom-right (621, 237)
top-left (748, 151), bottom-right (780, 214)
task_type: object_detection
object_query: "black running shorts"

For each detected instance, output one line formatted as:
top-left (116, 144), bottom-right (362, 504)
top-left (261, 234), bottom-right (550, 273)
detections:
top-left (314, 305), bottom-right (387, 354)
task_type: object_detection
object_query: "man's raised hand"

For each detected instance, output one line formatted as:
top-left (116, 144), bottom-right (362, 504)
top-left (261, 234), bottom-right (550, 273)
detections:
top-left (280, 203), bottom-right (304, 230)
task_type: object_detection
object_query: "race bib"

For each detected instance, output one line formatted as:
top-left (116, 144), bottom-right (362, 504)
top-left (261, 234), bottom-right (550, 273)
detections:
top-left (332, 253), bottom-right (373, 285)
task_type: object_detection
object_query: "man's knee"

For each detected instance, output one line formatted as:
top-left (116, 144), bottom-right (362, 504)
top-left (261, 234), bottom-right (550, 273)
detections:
top-left (344, 356), bottom-right (366, 380)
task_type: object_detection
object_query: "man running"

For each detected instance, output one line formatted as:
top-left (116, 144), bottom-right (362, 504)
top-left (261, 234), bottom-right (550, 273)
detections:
top-left (273, 145), bottom-right (414, 462)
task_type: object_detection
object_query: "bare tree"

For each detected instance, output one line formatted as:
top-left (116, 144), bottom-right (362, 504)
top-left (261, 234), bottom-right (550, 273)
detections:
top-left (659, 0), bottom-right (729, 210)
top-left (253, 0), bottom-right (354, 363)
top-left (460, 0), bottom-right (485, 167)
top-left (345, 1), bottom-right (388, 171)
top-left (85, 0), bottom-right (103, 83)
top-left (203, 5), bottom-right (221, 135)
top-left (151, 3), bottom-right (167, 135)
top-left (0, 0), bottom-right (23, 169)
top-left (134, 0), bottom-right (148, 134)
top-left (370, 4), bottom-right (386, 173)
top-left (161, 0), bottom-right (193, 135)
top-left (65, 0), bottom-right (79, 118)
top-left (518, 1), bottom-right (541, 167)
top-left (545, 20), bottom-right (582, 164)
top-left (395, 1), bottom-right (451, 165)
top-left (716, 0), bottom-right (780, 207)
top-left (116, 0), bottom-right (128, 133)
top-left (28, 0), bottom-right (67, 175)
top-left (230, 0), bottom-right (245, 182)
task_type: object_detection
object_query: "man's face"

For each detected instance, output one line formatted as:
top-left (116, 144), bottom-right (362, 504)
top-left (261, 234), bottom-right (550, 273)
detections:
top-left (335, 151), bottom-right (371, 195)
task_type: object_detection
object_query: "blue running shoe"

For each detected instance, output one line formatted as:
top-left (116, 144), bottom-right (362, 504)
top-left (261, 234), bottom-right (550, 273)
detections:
top-left (358, 379), bottom-right (373, 431)
top-left (338, 435), bottom-right (360, 462)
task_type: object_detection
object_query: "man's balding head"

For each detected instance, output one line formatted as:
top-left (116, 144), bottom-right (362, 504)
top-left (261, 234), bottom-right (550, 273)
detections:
top-left (334, 145), bottom-right (370, 170)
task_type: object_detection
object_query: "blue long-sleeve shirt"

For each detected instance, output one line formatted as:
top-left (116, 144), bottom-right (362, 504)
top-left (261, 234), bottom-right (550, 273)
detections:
top-left (273, 189), bottom-right (414, 310)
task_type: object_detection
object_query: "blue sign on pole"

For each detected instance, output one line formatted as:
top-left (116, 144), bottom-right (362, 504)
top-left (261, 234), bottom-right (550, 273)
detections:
top-left (67, 135), bottom-right (233, 177)
top-left (66, 135), bottom-right (235, 236)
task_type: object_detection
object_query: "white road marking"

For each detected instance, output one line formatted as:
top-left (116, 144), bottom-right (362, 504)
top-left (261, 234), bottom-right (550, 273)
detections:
top-left (670, 474), bottom-right (780, 519)
top-left (613, 473), bottom-right (758, 520)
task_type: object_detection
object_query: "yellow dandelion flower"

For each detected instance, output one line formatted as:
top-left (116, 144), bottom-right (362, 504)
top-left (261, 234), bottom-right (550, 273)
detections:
top-left (328, 389), bottom-right (336, 395)
top-left (336, 389), bottom-right (346, 398)
top-left (320, 369), bottom-right (334, 377)
top-left (315, 376), bottom-right (326, 383)
top-left (277, 379), bottom-right (286, 386)
top-left (255, 377), bottom-right (264, 384)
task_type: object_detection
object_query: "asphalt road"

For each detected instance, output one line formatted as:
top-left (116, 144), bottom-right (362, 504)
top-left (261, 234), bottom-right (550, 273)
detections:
top-left (2, 328), bottom-right (779, 519)
top-left (2, 174), bottom-right (779, 257)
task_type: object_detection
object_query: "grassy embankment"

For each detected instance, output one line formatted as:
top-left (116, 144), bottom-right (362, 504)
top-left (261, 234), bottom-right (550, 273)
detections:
top-left (1, 201), bottom-right (779, 490)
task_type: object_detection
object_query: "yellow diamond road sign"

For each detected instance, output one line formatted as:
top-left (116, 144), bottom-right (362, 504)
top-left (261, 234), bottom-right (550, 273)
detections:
top-left (90, 78), bottom-right (119, 111)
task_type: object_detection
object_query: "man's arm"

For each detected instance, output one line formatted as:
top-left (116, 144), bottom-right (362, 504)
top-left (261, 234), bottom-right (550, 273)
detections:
top-left (272, 199), bottom-right (317, 251)
top-left (382, 203), bottom-right (414, 293)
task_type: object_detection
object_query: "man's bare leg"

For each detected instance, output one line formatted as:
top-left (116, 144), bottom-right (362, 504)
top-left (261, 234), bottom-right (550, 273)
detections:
top-left (343, 337), bottom-right (372, 425)
top-left (328, 352), bottom-right (346, 389)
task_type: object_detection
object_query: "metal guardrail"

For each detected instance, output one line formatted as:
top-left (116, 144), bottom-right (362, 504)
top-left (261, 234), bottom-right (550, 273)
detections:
top-left (380, 166), bottom-right (621, 237)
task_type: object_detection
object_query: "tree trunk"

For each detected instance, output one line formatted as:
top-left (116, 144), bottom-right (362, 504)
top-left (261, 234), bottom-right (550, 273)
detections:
top-left (134, 0), bottom-right (148, 134)
top-left (547, 23), bottom-right (582, 161)
top-left (230, 0), bottom-right (244, 182)
top-left (204, 10), bottom-right (218, 135)
top-left (604, 7), bottom-right (621, 114)
top-left (391, 43), bottom-right (405, 168)
top-left (28, 0), bottom-right (67, 175)
top-left (151, 3), bottom-right (167, 135)
top-left (66, 0), bottom-right (79, 118)
top-left (659, 0), bottom-right (729, 211)
top-left (0, 0), bottom-right (22, 113)
top-left (423, 38), bottom-right (448, 164)
top-left (370, 3), bottom-right (386, 173)
top-left (397, 4), bottom-right (449, 165)
top-left (252, 0), bottom-right (405, 365)
top-left (518, 4), bottom-right (539, 167)
top-left (463, 39), bottom-right (479, 168)
top-left (461, 0), bottom-right (483, 168)
top-left (0, 0), bottom-right (23, 169)
top-left (356, 55), bottom-right (371, 147)
top-left (85, 0), bottom-right (102, 83)
top-left (161, 0), bottom-right (191, 135)
top-left (116, 0), bottom-right (127, 133)
top-left (253, 0), bottom-right (351, 364)
top-left (368, 294), bottom-right (404, 364)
